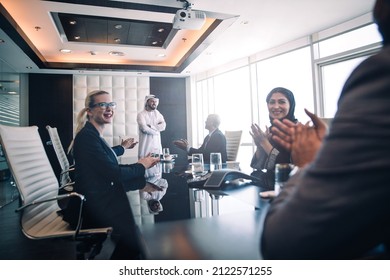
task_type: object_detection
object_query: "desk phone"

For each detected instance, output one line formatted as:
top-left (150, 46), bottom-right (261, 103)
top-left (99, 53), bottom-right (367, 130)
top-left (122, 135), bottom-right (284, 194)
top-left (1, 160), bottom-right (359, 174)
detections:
top-left (187, 171), bottom-right (211, 187)
top-left (204, 169), bottom-right (260, 188)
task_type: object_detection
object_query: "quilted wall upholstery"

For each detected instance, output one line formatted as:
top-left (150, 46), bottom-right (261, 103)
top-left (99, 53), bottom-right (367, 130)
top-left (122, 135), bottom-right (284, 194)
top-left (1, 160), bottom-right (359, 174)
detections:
top-left (73, 74), bottom-right (154, 225)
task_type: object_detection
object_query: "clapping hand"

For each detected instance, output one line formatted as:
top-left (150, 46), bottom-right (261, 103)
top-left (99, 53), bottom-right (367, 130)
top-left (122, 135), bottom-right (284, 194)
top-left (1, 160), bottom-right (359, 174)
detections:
top-left (250, 124), bottom-right (268, 146)
top-left (271, 109), bottom-right (328, 167)
top-left (121, 137), bottom-right (138, 149)
top-left (173, 139), bottom-right (189, 151)
top-left (137, 154), bottom-right (160, 169)
top-left (250, 123), bottom-right (273, 153)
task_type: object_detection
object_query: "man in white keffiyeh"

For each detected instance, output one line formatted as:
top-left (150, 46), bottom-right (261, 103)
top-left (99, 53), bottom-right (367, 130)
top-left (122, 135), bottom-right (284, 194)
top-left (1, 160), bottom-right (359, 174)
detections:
top-left (137, 95), bottom-right (166, 179)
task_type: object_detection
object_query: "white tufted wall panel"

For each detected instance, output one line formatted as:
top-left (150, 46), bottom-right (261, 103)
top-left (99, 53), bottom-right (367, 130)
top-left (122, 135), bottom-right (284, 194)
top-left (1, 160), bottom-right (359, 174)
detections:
top-left (73, 74), bottom-right (154, 225)
top-left (127, 191), bottom-right (155, 225)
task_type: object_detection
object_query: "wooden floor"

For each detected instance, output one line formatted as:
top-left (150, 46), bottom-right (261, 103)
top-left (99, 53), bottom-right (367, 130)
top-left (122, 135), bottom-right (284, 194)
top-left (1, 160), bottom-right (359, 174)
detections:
top-left (0, 179), bottom-right (113, 260)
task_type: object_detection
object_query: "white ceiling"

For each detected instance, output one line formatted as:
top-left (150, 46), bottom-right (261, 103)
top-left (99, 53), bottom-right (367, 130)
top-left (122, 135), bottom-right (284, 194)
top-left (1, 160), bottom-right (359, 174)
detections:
top-left (0, 0), bottom-right (376, 77)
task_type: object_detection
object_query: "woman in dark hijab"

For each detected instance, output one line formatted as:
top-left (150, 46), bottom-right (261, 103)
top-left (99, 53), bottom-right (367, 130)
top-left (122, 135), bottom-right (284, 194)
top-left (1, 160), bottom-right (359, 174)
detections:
top-left (250, 87), bottom-right (297, 190)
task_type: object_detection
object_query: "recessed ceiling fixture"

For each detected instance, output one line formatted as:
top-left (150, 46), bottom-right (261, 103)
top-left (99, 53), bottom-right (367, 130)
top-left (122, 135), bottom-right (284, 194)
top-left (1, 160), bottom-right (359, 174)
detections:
top-left (157, 53), bottom-right (166, 57)
top-left (60, 49), bottom-right (72, 53)
top-left (114, 38), bottom-right (121, 43)
top-left (114, 24), bottom-right (122, 29)
top-left (90, 51), bottom-right (97, 55)
top-left (109, 51), bottom-right (124, 56)
top-left (69, 20), bottom-right (76, 25)
top-left (74, 36), bottom-right (80, 40)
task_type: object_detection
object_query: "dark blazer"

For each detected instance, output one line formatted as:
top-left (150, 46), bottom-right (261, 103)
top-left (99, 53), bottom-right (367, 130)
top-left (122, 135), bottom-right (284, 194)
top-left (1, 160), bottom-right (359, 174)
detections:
top-left (260, 46), bottom-right (390, 259)
top-left (73, 121), bottom-right (145, 197)
top-left (112, 145), bottom-right (125, 157)
top-left (63, 122), bottom-right (146, 258)
top-left (250, 133), bottom-right (296, 190)
top-left (188, 128), bottom-right (227, 163)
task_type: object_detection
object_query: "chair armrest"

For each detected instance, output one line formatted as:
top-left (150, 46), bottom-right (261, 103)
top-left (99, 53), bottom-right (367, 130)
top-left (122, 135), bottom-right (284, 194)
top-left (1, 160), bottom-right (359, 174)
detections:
top-left (59, 165), bottom-right (76, 191)
top-left (60, 166), bottom-right (75, 176)
top-left (15, 192), bottom-right (86, 237)
top-left (15, 192), bottom-right (84, 212)
top-left (59, 181), bottom-right (75, 191)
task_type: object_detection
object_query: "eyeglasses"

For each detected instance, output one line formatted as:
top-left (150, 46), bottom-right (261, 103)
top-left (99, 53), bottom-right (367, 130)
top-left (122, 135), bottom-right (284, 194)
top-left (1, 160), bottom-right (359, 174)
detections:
top-left (90, 102), bottom-right (117, 109)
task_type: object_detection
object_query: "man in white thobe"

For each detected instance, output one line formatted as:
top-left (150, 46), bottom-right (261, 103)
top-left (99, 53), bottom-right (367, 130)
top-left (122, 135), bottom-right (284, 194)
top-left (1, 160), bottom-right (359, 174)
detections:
top-left (137, 95), bottom-right (166, 178)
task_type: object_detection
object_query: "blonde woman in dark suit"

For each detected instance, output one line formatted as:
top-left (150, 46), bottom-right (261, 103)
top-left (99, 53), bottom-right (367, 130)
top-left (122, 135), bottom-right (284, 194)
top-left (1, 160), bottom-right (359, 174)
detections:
top-left (64, 90), bottom-right (159, 259)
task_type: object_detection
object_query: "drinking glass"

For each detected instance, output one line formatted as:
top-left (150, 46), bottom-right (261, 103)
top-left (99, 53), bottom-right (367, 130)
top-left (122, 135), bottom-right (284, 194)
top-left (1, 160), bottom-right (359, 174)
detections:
top-left (191, 153), bottom-right (204, 178)
top-left (162, 148), bottom-right (171, 160)
top-left (210, 152), bottom-right (222, 171)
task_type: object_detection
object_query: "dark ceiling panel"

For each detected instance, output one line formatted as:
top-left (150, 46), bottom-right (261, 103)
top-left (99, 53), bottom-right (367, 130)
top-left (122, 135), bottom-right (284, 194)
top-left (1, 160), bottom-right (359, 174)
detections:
top-left (85, 19), bottom-right (107, 43)
top-left (108, 20), bottom-right (130, 45)
top-left (128, 22), bottom-right (150, 46)
top-left (57, 13), bottom-right (172, 47)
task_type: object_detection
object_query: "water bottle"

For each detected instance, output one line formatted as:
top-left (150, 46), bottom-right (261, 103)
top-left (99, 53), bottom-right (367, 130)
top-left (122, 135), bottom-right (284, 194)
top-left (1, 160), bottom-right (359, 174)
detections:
top-left (274, 163), bottom-right (292, 195)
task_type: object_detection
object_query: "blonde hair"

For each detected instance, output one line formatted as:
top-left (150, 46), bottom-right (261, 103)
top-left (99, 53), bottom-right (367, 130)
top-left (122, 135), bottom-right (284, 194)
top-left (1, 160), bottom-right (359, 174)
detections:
top-left (67, 90), bottom-right (110, 153)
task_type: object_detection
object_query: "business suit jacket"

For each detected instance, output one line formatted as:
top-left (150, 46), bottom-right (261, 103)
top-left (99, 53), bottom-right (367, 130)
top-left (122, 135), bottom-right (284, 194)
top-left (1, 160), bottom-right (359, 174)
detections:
top-left (64, 121), bottom-right (146, 256)
top-left (189, 129), bottom-right (227, 163)
top-left (260, 46), bottom-right (390, 259)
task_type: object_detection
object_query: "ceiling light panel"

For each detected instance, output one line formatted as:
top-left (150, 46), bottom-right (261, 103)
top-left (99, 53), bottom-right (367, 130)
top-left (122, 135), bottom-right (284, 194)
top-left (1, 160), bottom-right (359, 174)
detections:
top-left (55, 13), bottom-right (173, 48)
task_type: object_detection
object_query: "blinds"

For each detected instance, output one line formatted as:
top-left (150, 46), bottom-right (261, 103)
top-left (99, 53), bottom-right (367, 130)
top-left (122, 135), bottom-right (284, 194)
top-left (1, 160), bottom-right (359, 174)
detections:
top-left (0, 94), bottom-right (19, 126)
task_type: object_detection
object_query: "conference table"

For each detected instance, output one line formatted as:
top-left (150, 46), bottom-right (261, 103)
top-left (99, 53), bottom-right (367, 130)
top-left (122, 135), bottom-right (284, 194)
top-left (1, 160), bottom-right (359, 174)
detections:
top-left (138, 161), bottom-right (270, 259)
top-left (139, 209), bottom-right (265, 260)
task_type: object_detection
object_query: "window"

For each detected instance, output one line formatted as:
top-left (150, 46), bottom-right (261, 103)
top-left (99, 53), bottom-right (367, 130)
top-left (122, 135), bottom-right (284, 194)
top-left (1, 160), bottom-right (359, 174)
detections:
top-left (0, 94), bottom-right (19, 126)
top-left (318, 24), bottom-right (381, 58)
top-left (214, 67), bottom-right (251, 132)
top-left (315, 23), bottom-right (382, 117)
top-left (0, 66), bottom-right (20, 126)
top-left (192, 67), bottom-right (251, 147)
top-left (255, 47), bottom-right (314, 126)
top-left (320, 56), bottom-right (367, 117)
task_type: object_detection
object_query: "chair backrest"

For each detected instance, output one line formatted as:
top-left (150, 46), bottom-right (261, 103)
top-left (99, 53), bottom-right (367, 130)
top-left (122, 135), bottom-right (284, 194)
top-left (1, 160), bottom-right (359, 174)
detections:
top-left (225, 130), bottom-right (242, 161)
top-left (46, 125), bottom-right (72, 186)
top-left (0, 124), bottom-right (65, 236)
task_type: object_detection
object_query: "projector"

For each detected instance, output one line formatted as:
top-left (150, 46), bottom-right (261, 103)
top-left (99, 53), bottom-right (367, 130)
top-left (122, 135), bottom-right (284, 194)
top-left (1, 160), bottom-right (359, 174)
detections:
top-left (173, 9), bottom-right (206, 30)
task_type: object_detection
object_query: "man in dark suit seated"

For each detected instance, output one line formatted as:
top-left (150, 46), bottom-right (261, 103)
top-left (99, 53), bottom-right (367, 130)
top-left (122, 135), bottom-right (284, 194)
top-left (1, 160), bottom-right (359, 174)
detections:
top-left (173, 114), bottom-right (227, 163)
